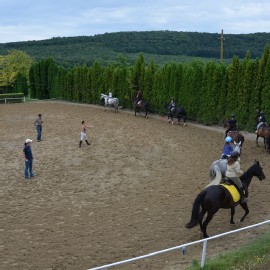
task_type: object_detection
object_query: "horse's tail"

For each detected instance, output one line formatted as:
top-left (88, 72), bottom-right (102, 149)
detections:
top-left (208, 162), bottom-right (222, 186)
top-left (185, 189), bottom-right (207, 229)
top-left (266, 136), bottom-right (270, 154)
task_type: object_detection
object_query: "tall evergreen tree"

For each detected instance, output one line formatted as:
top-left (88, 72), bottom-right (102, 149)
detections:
top-left (226, 56), bottom-right (240, 117)
top-left (131, 53), bottom-right (145, 97)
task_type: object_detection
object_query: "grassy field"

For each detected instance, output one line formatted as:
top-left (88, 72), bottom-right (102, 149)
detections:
top-left (186, 231), bottom-right (270, 270)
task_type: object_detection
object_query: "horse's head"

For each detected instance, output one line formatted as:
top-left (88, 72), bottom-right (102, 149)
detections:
top-left (233, 141), bottom-right (241, 155)
top-left (253, 160), bottom-right (266, 181)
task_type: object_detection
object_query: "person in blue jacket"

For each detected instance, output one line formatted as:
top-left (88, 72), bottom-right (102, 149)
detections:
top-left (220, 136), bottom-right (234, 159)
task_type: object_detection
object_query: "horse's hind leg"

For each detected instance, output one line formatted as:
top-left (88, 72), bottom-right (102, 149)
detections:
top-left (199, 208), bottom-right (207, 232)
top-left (201, 209), bottom-right (219, 238)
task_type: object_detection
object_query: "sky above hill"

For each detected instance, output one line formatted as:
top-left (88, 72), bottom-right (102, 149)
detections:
top-left (1, 0), bottom-right (270, 43)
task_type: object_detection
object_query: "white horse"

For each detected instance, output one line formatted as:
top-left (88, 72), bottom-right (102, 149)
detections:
top-left (206, 141), bottom-right (242, 187)
top-left (100, 93), bottom-right (119, 113)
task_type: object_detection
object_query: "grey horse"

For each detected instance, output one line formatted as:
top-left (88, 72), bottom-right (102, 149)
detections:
top-left (207, 141), bottom-right (242, 187)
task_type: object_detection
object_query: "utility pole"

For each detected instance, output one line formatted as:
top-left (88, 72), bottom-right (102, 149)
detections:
top-left (220, 29), bottom-right (224, 63)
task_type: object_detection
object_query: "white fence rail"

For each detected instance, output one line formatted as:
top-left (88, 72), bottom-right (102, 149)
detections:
top-left (88, 220), bottom-right (270, 270)
top-left (0, 96), bottom-right (25, 104)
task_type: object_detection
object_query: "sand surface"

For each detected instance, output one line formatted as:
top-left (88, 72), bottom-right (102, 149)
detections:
top-left (1, 101), bottom-right (269, 270)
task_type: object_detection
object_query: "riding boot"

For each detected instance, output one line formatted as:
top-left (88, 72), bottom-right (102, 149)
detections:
top-left (79, 140), bottom-right (82, 147)
top-left (239, 187), bottom-right (248, 203)
top-left (85, 140), bottom-right (91, 145)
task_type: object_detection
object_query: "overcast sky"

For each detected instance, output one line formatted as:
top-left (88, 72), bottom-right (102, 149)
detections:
top-left (1, 0), bottom-right (270, 43)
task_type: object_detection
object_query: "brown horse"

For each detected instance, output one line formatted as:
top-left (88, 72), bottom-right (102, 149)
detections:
top-left (134, 100), bottom-right (149, 118)
top-left (256, 125), bottom-right (270, 149)
top-left (223, 120), bottom-right (245, 146)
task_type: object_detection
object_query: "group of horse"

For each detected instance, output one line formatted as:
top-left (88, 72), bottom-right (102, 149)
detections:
top-left (100, 93), bottom-right (187, 124)
top-left (186, 123), bottom-right (266, 238)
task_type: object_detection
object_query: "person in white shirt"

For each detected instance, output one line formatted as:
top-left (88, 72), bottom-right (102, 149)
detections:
top-left (108, 90), bottom-right (112, 98)
top-left (225, 151), bottom-right (247, 203)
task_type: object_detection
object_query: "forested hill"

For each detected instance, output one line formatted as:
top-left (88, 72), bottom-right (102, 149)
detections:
top-left (1, 31), bottom-right (270, 67)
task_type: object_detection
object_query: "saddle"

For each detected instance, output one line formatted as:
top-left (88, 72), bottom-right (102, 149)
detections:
top-left (220, 183), bottom-right (240, 202)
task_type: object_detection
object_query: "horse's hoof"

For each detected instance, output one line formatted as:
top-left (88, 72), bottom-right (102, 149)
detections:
top-left (230, 221), bottom-right (235, 224)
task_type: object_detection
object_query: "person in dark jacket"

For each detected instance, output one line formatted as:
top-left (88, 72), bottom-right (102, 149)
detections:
top-left (135, 90), bottom-right (142, 105)
top-left (255, 111), bottom-right (267, 133)
top-left (225, 114), bottom-right (238, 138)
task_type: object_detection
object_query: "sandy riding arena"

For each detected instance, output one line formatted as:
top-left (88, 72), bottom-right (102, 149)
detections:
top-left (1, 101), bottom-right (270, 270)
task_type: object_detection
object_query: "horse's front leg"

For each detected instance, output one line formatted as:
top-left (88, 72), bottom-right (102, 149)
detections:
top-left (183, 117), bottom-right (187, 127)
top-left (167, 114), bottom-right (172, 123)
top-left (239, 202), bottom-right (249, 222)
top-left (230, 207), bottom-right (235, 224)
top-left (256, 135), bottom-right (259, 146)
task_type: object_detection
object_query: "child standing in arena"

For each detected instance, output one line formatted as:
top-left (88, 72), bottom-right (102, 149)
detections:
top-left (79, 121), bottom-right (93, 147)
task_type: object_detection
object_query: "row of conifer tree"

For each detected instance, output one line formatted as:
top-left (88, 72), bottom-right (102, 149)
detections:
top-left (15, 46), bottom-right (270, 131)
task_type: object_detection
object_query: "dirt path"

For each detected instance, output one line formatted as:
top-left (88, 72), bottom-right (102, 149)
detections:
top-left (1, 101), bottom-right (269, 270)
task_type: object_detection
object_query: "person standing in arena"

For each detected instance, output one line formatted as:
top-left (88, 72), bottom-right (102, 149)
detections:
top-left (23, 139), bottom-right (34, 179)
top-left (34, 113), bottom-right (43, 141)
top-left (79, 121), bottom-right (93, 147)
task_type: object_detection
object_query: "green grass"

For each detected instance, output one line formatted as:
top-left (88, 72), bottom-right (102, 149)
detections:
top-left (186, 231), bottom-right (270, 270)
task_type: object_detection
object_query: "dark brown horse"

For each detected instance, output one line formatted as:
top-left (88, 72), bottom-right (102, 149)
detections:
top-left (223, 120), bottom-right (245, 146)
top-left (134, 100), bottom-right (149, 118)
top-left (186, 160), bottom-right (265, 238)
top-left (256, 125), bottom-right (270, 150)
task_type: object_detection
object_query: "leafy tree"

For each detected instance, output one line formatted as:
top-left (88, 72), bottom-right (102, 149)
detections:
top-left (0, 50), bottom-right (32, 93)
top-left (13, 72), bottom-right (28, 95)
